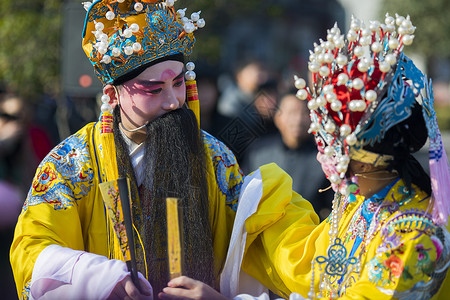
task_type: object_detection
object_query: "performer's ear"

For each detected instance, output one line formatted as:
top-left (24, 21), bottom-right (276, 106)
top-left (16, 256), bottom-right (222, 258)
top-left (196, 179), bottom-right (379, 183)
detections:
top-left (103, 85), bottom-right (119, 108)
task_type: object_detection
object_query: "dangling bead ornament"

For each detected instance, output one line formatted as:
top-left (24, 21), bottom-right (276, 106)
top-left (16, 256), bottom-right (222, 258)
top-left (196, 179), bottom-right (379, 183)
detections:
top-left (185, 62), bottom-right (200, 127)
top-left (293, 13), bottom-right (416, 298)
top-left (100, 94), bottom-right (113, 134)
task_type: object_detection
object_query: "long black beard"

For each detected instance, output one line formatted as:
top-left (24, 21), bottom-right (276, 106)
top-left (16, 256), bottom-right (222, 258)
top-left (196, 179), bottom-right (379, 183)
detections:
top-left (113, 106), bottom-right (215, 297)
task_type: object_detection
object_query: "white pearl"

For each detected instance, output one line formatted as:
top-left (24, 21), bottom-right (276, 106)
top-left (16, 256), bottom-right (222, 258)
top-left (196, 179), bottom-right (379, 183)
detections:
top-left (324, 53), bottom-right (334, 63)
top-left (134, 2), bottom-right (143, 12)
top-left (359, 36), bottom-right (371, 46)
top-left (357, 100), bottom-right (367, 111)
top-left (330, 174), bottom-right (341, 184)
top-left (365, 90), bottom-right (377, 102)
top-left (385, 24), bottom-right (395, 33)
top-left (349, 100), bottom-right (358, 111)
top-left (369, 21), bottom-right (380, 32)
top-left (346, 133), bottom-right (357, 145)
top-left (325, 121), bottom-right (336, 133)
top-left (352, 78), bottom-right (364, 90)
top-left (385, 14), bottom-right (395, 25)
top-left (340, 124), bottom-right (351, 136)
top-left (99, 33), bottom-right (108, 43)
top-left (95, 22), bottom-right (104, 31)
top-left (339, 186), bottom-right (349, 195)
top-left (165, 0), bottom-right (175, 7)
top-left (307, 291), bottom-right (315, 299)
top-left (396, 15), bottom-right (405, 26)
top-left (388, 37), bottom-right (399, 49)
top-left (185, 70), bottom-right (196, 81)
top-left (309, 52), bottom-right (316, 62)
top-left (336, 162), bottom-right (348, 173)
top-left (117, 0), bottom-right (125, 2)
top-left (316, 96), bottom-right (327, 107)
top-left (308, 62), bottom-right (320, 73)
top-left (191, 11), bottom-right (201, 22)
top-left (98, 46), bottom-right (108, 54)
top-left (124, 46), bottom-right (133, 55)
top-left (336, 54), bottom-right (348, 66)
top-left (350, 18), bottom-right (361, 31)
top-left (337, 73), bottom-right (349, 85)
top-left (177, 8), bottom-right (186, 18)
top-left (307, 99), bottom-right (318, 110)
top-left (181, 17), bottom-right (189, 24)
top-left (296, 89), bottom-right (308, 100)
top-left (361, 28), bottom-right (371, 37)
top-left (101, 55), bottom-right (111, 64)
top-left (357, 61), bottom-right (369, 73)
top-left (385, 53), bottom-right (397, 65)
top-left (132, 42), bottom-right (142, 52)
top-left (403, 35), bottom-right (414, 46)
top-left (331, 100), bottom-right (342, 111)
top-left (101, 103), bottom-right (112, 113)
top-left (196, 18), bottom-right (205, 28)
top-left (184, 22), bottom-right (195, 33)
top-left (347, 30), bottom-right (358, 42)
top-left (314, 43), bottom-right (323, 53)
top-left (319, 66), bottom-right (330, 77)
top-left (294, 76), bottom-right (306, 89)
top-left (122, 28), bottom-right (133, 38)
top-left (379, 61), bottom-right (390, 73)
top-left (371, 41), bottom-right (382, 53)
top-left (322, 84), bottom-right (334, 94)
top-left (334, 37), bottom-right (345, 49)
top-left (111, 47), bottom-right (121, 57)
top-left (340, 155), bottom-right (350, 164)
top-left (354, 46), bottom-right (364, 57)
top-left (326, 93), bottom-right (336, 103)
top-left (101, 94), bottom-right (110, 103)
top-left (402, 18), bottom-right (412, 28)
top-left (324, 41), bottom-right (333, 50)
top-left (309, 122), bottom-right (320, 132)
top-left (316, 53), bottom-right (324, 63)
top-left (186, 61), bottom-right (195, 71)
top-left (324, 146), bottom-right (334, 157)
top-left (106, 11), bottom-right (115, 20)
top-left (398, 26), bottom-right (407, 35)
top-left (130, 23), bottom-right (139, 33)
top-left (408, 26), bottom-right (416, 35)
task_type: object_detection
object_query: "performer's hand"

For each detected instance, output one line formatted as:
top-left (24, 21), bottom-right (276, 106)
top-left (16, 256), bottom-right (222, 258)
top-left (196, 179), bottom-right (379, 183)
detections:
top-left (109, 272), bottom-right (153, 300)
top-left (158, 276), bottom-right (229, 300)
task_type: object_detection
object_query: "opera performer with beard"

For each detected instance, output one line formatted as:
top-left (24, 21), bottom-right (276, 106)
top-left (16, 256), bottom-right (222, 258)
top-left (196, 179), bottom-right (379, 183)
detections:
top-left (7, 1), bottom-right (289, 299)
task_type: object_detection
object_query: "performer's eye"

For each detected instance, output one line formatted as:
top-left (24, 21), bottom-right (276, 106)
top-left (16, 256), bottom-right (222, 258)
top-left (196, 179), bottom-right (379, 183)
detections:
top-left (173, 79), bottom-right (184, 87)
top-left (147, 88), bottom-right (162, 95)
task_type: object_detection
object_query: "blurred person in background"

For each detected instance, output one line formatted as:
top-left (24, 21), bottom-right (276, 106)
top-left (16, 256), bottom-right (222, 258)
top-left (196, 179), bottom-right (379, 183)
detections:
top-left (217, 59), bottom-right (270, 118)
top-left (242, 92), bottom-right (332, 220)
top-left (0, 93), bottom-right (53, 299)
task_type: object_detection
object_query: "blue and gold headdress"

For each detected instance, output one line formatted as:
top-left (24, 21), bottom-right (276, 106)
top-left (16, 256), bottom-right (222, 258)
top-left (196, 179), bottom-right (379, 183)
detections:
top-left (82, 0), bottom-right (204, 85)
top-left (295, 14), bottom-right (450, 225)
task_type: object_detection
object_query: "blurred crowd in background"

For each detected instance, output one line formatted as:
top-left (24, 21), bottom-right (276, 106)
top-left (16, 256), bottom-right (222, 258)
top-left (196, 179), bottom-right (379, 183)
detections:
top-left (1, 0), bottom-right (450, 298)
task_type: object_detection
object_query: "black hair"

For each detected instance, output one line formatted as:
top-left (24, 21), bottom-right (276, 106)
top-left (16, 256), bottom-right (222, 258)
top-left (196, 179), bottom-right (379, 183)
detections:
top-left (363, 101), bottom-right (431, 195)
top-left (113, 53), bottom-right (184, 86)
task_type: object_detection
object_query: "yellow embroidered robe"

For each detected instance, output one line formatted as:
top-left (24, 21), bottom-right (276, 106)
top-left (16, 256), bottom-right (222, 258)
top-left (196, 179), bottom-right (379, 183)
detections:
top-left (242, 167), bottom-right (450, 299)
top-left (10, 122), bottom-right (243, 299)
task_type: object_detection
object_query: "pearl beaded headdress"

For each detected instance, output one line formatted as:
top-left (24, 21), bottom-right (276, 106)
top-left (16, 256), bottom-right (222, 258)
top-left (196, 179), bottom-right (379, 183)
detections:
top-left (294, 14), bottom-right (418, 196)
top-left (295, 14), bottom-right (450, 225)
top-left (82, 0), bottom-right (205, 85)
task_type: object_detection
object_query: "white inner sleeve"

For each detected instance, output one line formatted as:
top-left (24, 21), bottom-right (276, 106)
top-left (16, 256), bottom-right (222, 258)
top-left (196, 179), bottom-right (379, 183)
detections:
top-left (30, 244), bottom-right (129, 300)
top-left (220, 169), bottom-right (268, 298)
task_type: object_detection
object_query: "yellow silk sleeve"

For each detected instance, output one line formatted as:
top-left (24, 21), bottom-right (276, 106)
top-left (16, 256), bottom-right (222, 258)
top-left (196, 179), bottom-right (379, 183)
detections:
top-left (10, 124), bottom-right (108, 299)
top-left (241, 163), bottom-right (321, 298)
